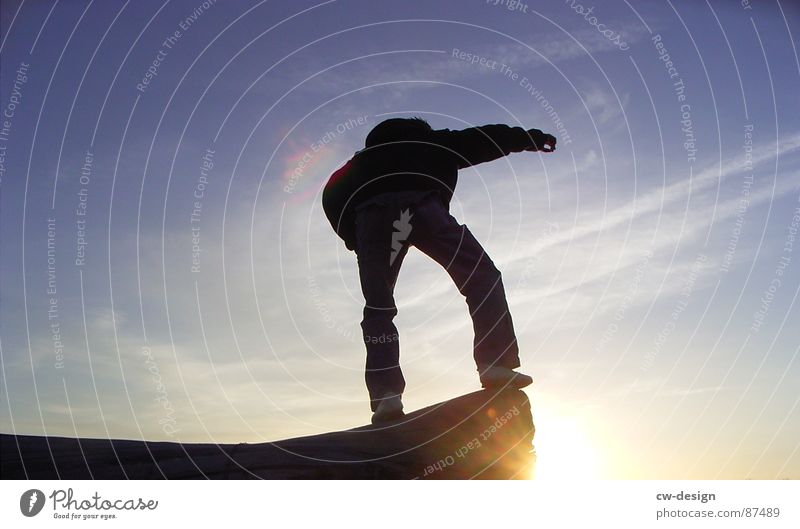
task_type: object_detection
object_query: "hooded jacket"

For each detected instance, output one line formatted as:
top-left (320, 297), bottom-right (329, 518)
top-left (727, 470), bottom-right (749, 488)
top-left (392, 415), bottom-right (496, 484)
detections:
top-left (322, 124), bottom-right (540, 251)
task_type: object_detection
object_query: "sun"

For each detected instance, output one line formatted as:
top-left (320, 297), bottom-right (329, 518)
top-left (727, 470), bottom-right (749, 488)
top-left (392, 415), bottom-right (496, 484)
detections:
top-left (531, 409), bottom-right (602, 480)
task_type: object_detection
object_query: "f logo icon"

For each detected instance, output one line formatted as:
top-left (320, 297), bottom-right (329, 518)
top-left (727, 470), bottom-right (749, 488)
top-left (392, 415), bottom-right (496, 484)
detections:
top-left (20, 489), bottom-right (45, 517)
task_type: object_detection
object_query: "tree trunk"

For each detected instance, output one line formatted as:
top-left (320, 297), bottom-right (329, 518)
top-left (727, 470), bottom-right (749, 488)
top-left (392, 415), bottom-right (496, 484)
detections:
top-left (1, 388), bottom-right (534, 479)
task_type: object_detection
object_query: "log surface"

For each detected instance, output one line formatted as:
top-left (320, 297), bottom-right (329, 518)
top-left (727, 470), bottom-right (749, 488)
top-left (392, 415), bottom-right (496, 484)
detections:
top-left (1, 388), bottom-right (534, 479)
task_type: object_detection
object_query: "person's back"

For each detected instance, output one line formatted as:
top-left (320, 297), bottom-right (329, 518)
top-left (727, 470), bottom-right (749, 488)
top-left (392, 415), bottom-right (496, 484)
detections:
top-left (322, 117), bottom-right (556, 423)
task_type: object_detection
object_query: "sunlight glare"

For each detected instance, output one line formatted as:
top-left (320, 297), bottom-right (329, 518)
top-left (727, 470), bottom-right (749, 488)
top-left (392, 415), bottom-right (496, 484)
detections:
top-left (532, 409), bottom-right (602, 480)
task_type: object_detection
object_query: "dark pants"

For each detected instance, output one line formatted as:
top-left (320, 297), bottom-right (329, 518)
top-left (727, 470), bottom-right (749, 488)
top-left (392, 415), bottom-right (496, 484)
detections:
top-left (354, 191), bottom-right (520, 411)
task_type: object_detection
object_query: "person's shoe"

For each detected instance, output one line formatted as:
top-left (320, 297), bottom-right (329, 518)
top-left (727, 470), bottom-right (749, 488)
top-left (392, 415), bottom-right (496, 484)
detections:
top-left (478, 364), bottom-right (533, 389)
top-left (371, 393), bottom-right (404, 424)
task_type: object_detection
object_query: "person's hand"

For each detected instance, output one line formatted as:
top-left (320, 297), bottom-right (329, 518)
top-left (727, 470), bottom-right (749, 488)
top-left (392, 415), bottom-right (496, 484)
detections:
top-left (526, 129), bottom-right (557, 152)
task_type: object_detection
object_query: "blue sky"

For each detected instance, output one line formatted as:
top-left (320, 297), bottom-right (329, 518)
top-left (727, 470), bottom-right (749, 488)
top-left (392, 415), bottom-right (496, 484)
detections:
top-left (1, 0), bottom-right (799, 479)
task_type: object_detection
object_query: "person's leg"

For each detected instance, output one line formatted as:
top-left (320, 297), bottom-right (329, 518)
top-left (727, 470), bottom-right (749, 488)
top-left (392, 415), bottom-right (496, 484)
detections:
top-left (409, 195), bottom-right (521, 371)
top-left (355, 204), bottom-right (410, 412)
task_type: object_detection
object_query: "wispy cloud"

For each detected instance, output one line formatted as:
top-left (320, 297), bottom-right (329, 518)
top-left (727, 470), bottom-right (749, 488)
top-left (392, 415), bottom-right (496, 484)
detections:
top-left (504, 132), bottom-right (800, 262)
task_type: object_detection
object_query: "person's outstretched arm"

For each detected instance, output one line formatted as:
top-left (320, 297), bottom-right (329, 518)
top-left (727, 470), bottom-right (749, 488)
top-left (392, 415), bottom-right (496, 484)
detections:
top-left (430, 124), bottom-right (557, 169)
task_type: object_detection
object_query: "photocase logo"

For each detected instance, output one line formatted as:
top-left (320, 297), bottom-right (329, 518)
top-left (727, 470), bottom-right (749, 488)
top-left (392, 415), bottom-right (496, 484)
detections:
top-left (20, 489), bottom-right (45, 517)
top-left (390, 208), bottom-right (413, 266)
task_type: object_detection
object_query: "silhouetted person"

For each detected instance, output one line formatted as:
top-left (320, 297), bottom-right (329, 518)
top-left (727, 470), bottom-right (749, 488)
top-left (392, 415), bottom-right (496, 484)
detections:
top-left (323, 117), bottom-right (557, 423)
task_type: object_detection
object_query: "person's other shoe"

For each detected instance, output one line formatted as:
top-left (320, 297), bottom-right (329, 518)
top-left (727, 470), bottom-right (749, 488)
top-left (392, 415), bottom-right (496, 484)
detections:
top-left (478, 364), bottom-right (533, 389)
top-left (371, 393), bottom-right (404, 424)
